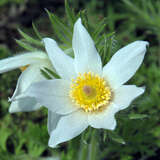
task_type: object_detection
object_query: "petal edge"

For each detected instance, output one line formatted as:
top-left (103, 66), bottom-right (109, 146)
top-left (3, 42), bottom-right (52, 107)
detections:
top-left (103, 41), bottom-right (149, 89)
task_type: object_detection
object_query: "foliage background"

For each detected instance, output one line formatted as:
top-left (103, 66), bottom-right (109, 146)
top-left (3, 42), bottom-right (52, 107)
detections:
top-left (0, 0), bottom-right (160, 159)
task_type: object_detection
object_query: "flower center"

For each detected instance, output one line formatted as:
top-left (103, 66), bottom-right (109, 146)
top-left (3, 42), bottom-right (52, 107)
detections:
top-left (20, 65), bottom-right (29, 72)
top-left (70, 72), bottom-right (112, 112)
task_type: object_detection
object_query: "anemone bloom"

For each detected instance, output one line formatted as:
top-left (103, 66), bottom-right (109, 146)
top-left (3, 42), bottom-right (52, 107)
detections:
top-left (25, 18), bottom-right (148, 148)
top-left (0, 51), bottom-right (54, 113)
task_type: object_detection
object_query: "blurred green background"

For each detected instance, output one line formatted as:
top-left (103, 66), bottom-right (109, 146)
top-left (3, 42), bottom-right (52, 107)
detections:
top-left (0, 0), bottom-right (160, 159)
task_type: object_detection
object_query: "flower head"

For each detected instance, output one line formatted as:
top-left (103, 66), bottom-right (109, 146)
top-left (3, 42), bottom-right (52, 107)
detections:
top-left (25, 18), bottom-right (148, 148)
top-left (70, 72), bottom-right (112, 112)
top-left (0, 51), bottom-right (53, 113)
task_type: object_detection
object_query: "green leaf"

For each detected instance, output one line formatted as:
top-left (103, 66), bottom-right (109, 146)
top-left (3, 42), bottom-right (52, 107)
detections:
top-left (104, 34), bottom-right (117, 65)
top-left (46, 9), bottom-right (72, 45)
top-left (16, 39), bottom-right (38, 51)
top-left (103, 132), bottom-right (109, 142)
top-left (95, 35), bottom-right (105, 48)
top-left (65, 0), bottom-right (76, 28)
top-left (18, 29), bottom-right (43, 47)
top-left (28, 143), bottom-right (46, 157)
top-left (97, 33), bottom-right (116, 66)
top-left (128, 113), bottom-right (148, 119)
top-left (51, 12), bottom-right (72, 38)
top-left (123, 0), bottom-right (142, 15)
top-left (102, 35), bottom-right (108, 65)
top-left (40, 69), bottom-right (52, 80)
top-left (81, 127), bottom-right (92, 145)
top-left (79, 10), bottom-right (90, 32)
top-left (32, 22), bottom-right (43, 40)
top-left (108, 131), bottom-right (125, 144)
top-left (95, 31), bottom-right (115, 47)
top-left (93, 18), bottom-right (107, 40)
top-left (44, 67), bottom-right (61, 79)
top-left (0, 127), bottom-right (12, 151)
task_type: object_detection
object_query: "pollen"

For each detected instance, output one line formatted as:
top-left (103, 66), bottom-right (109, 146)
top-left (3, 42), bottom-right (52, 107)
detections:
top-left (70, 72), bottom-right (112, 112)
top-left (20, 65), bottom-right (29, 72)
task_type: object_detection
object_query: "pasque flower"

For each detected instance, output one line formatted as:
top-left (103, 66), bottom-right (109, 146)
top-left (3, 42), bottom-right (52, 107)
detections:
top-left (0, 51), bottom-right (54, 113)
top-left (24, 18), bottom-right (149, 148)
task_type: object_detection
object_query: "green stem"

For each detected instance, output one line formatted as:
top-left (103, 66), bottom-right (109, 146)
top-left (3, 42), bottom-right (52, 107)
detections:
top-left (88, 129), bottom-right (98, 160)
top-left (78, 133), bottom-right (88, 160)
top-left (78, 128), bottom-right (99, 160)
top-left (78, 142), bottom-right (88, 160)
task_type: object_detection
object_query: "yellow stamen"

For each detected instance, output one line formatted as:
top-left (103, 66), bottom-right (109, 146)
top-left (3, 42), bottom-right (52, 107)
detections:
top-left (70, 72), bottom-right (112, 112)
top-left (20, 65), bottom-right (29, 72)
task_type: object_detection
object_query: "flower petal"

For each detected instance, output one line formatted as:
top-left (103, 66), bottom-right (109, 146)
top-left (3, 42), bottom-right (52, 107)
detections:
top-left (9, 61), bottom-right (52, 112)
top-left (88, 85), bottom-right (145, 129)
top-left (49, 110), bottom-right (88, 148)
top-left (113, 85), bottom-right (145, 110)
top-left (24, 79), bottom-right (79, 115)
top-left (88, 103), bottom-right (118, 130)
top-left (72, 18), bottom-right (102, 74)
top-left (9, 97), bottom-right (41, 113)
top-left (43, 38), bottom-right (77, 80)
top-left (11, 64), bottom-right (47, 101)
top-left (48, 110), bottom-right (61, 135)
top-left (0, 51), bottom-right (47, 73)
top-left (103, 41), bottom-right (149, 89)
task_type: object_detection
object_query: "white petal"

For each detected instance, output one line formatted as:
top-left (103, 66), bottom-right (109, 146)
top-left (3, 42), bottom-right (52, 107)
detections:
top-left (11, 64), bottom-right (47, 101)
top-left (9, 61), bottom-right (52, 112)
top-left (88, 103), bottom-right (118, 130)
top-left (24, 79), bottom-right (79, 115)
top-left (88, 85), bottom-right (145, 129)
top-left (49, 110), bottom-right (88, 148)
top-left (48, 110), bottom-right (61, 135)
top-left (9, 97), bottom-right (41, 113)
top-left (113, 85), bottom-right (145, 110)
top-left (43, 38), bottom-right (77, 80)
top-left (103, 41), bottom-right (149, 89)
top-left (0, 51), bottom-right (47, 73)
top-left (72, 18), bottom-right (102, 74)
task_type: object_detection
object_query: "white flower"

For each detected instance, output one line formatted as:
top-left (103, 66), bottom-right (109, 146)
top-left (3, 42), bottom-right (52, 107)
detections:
top-left (0, 51), bottom-right (54, 113)
top-left (24, 18), bottom-right (149, 148)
